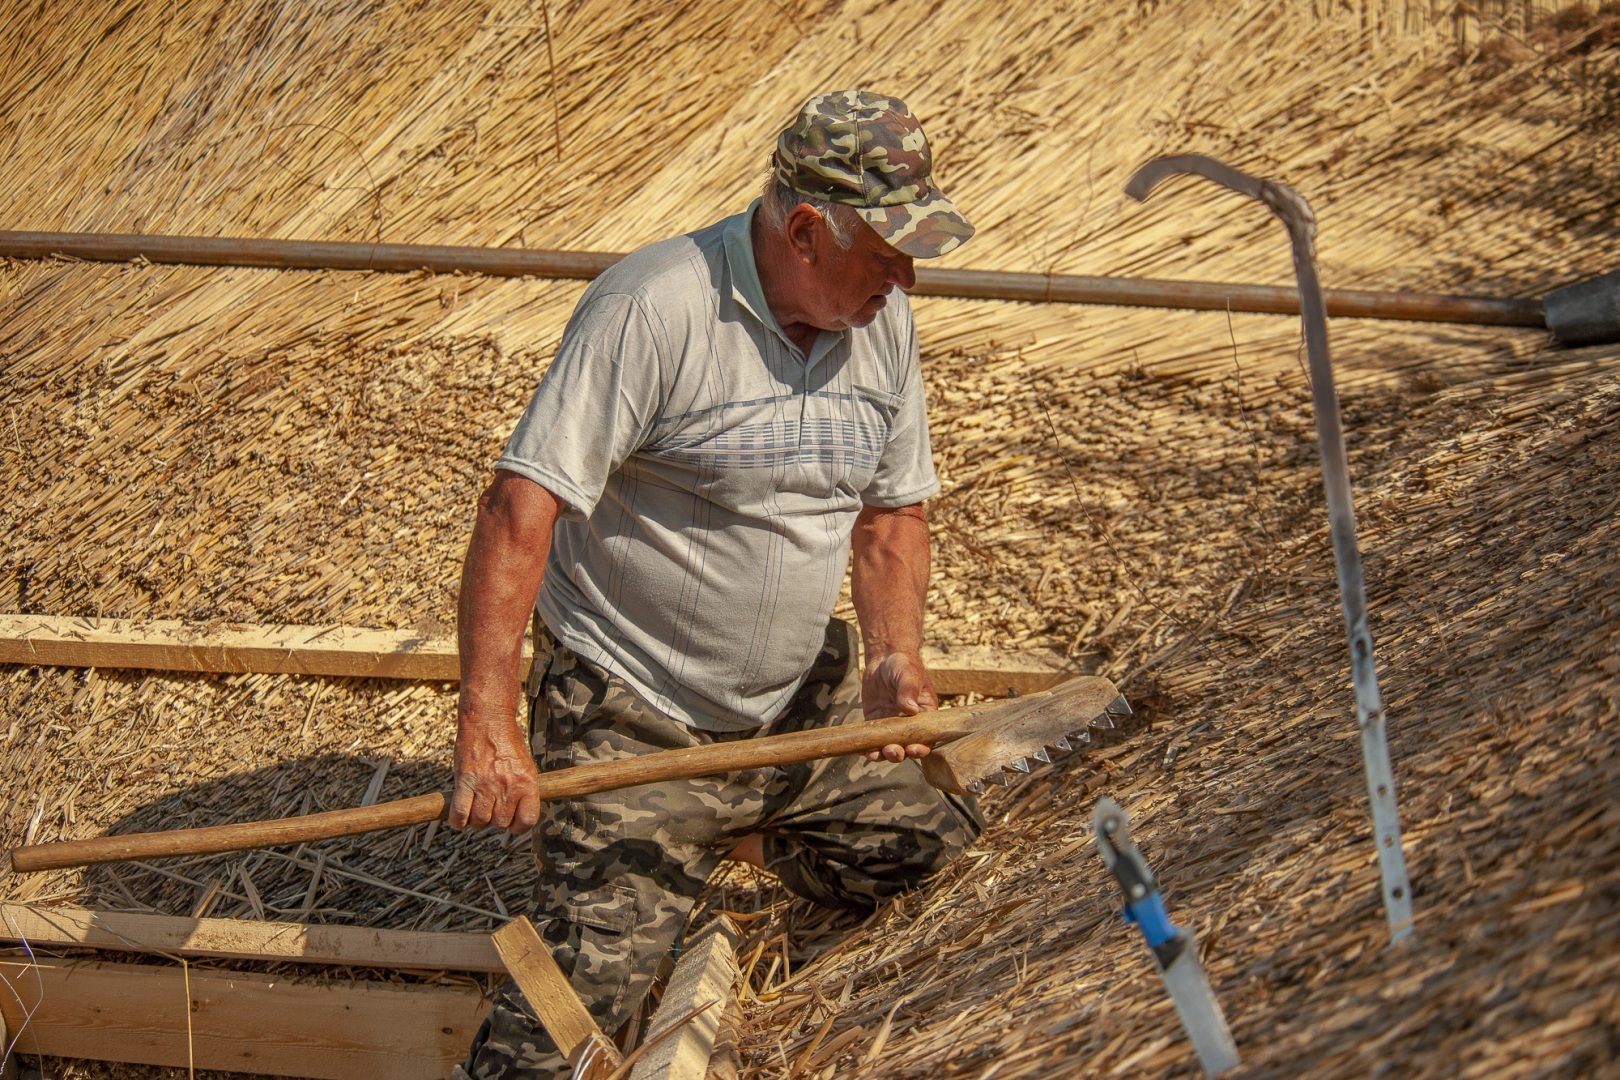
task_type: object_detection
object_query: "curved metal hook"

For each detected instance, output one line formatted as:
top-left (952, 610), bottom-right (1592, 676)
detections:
top-left (1122, 153), bottom-right (1414, 945)
top-left (1125, 153), bottom-right (1264, 204)
top-left (1126, 153), bottom-right (1318, 258)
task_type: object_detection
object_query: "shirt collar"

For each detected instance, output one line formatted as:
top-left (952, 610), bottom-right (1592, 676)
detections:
top-left (723, 200), bottom-right (841, 366)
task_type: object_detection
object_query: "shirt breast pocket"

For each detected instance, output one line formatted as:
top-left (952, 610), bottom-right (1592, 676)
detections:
top-left (842, 383), bottom-right (902, 493)
top-left (852, 383), bottom-right (902, 423)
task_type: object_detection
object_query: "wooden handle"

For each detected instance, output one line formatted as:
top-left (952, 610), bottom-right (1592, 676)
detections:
top-left (7, 704), bottom-right (1005, 873)
top-left (8, 793), bottom-right (452, 873)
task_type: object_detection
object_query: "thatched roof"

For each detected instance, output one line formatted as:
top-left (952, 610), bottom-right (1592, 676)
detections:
top-left (3, 0), bottom-right (1617, 1076)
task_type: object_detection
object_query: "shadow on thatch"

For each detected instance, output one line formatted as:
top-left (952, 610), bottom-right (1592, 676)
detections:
top-left (80, 753), bottom-right (530, 931)
top-left (1420, 8), bottom-right (1620, 273)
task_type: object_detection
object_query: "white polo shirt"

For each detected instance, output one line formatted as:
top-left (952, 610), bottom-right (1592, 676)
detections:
top-left (497, 203), bottom-right (939, 732)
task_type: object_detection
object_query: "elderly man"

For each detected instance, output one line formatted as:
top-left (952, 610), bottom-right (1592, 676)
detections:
top-left (451, 90), bottom-right (981, 1078)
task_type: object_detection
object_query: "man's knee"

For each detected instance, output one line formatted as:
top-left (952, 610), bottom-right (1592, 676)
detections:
top-left (891, 791), bottom-right (983, 880)
top-left (766, 785), bottom-right (982, 912)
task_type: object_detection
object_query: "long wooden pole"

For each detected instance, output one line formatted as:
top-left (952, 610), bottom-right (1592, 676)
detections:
top-left (0, 229), bottom-right (1545, 327)
top-left (8, 676), bottom-right (1118, 873)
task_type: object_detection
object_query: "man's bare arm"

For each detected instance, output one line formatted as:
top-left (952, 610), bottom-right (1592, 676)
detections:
top-left (453, 470), bottom-right (564, 833)
top-left (851, 502), bottom-right (936, 763)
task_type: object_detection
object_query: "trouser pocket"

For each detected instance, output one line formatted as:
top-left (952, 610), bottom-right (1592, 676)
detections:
top-left (544, 881), bottom-right (640, 1022)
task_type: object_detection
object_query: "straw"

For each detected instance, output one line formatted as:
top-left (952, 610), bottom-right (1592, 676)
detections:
top-left (2, 1), bottom-right (1616, 1077)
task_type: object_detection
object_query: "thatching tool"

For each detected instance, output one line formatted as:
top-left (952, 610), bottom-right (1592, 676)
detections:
top-left (8, 675), bottom-right (1129, 873)
top-left (1125, 153), bottom-right (1415, 944)
top-left (921, 684), bottom-right (1131, 795)
top-left (1094, 796), bottom-right (1239, 1077)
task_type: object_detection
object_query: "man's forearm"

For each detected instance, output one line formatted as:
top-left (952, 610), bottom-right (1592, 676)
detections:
top-left (851, 503), bottom-right (931, 658)
top-left (852, 502), bottom-right (934, 744)
top-left (451, 471), bottom-right (563, 831)
top-left (458, 472), bottom-right (562, 727)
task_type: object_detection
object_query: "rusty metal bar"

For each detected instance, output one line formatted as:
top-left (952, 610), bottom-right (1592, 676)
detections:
top-left (911, 266), bottom-right (1545, 327)
top-left (0, 229), bottom-right (1547, 328)
top-left (0, 230), bottom-right (619, 280)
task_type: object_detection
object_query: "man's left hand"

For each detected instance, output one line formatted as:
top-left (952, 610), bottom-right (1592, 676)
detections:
top-left (862, 651), bottom-right (937, 762)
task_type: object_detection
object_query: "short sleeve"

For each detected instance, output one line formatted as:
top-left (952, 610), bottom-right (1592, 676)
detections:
top-left (496, 291), bottom-right (664, 520)
top-left (860, 311), bottom-right (940, 507)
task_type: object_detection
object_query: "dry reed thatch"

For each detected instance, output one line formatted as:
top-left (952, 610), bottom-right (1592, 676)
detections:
top-left (2, 0), bottom-right (1617, 1077)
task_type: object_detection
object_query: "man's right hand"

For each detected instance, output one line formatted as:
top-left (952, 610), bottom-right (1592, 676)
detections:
top-left (450, 713), bottom-right (542, 833)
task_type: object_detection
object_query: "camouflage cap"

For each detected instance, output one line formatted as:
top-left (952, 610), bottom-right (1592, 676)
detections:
top-left (772, 90), bottom-right (974, 259)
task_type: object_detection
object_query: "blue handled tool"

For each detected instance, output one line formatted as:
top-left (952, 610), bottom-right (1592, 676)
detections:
top-left (1094, 796), bottom-right (1239, 1076)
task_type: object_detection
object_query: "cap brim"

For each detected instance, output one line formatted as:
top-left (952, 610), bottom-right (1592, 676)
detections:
top-left (857, 191), bottom-right (975, 259)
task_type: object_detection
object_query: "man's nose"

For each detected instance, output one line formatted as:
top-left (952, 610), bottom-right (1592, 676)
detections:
top-left (890, 254), bottom-right (916, 291)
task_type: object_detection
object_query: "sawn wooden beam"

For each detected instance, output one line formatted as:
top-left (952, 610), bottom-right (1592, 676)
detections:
top-left (0, 614), bottom-right (1078, 696)
top-left (0, 953), bottom-right (489, 1079)
top-left (0, 904), bottom-right (503, 972)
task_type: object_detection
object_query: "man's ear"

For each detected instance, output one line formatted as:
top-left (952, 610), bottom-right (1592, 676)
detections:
top-left (783, 203), bottom-right (825, 265)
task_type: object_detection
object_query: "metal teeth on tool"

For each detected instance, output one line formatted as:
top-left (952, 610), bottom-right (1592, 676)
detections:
top-left (1090, 711), bottom-right (1116, 730)
top-left (1106, 694), bottom-right (1134, 717)
top-left (1007, 757), bottom-right (1032, 774)
top-left (1032, 747), bottom-right (1052, 765)
top-left (1069, 728), bottom-right (1092, 744)
top-left (969, 771), bottom-right (1011, 794)
top-left (1053, 735), bottom-right (1073, 752)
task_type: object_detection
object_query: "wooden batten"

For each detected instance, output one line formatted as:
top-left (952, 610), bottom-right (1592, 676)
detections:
top-left (0, 614), bottom-right (1078, 695)
top-left (0, 954), bottom-right (489, 1080)
top-left (0, 614), bottom-right (468, 681)
top-left (1, 1007), bottom-right (16, 1080)
top-left (0, 904), bottom-right (504, 972)
top-left (492, 916), bottom-right (620, 1078)
top-left (629, 917), bottom-right (740, 1080)
top-left (920, 644), bottom-right (1079, 696)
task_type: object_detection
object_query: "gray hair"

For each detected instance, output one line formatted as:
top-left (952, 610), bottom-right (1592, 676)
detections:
top-left (758, 173), bottom-right (861, 250)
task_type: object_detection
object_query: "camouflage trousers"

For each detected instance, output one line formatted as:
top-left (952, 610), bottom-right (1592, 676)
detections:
top-left (456, 619), bottom-right (981, 1079)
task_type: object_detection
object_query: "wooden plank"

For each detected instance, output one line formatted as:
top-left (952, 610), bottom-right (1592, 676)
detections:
top-left (1, 1006), bottom-right (17, 1080)
top-left (0, 614), bottom-right (1078, 695)
top-left (0, 904), bottom-right (503, 972)
top-left (0, 614), bottom-right (470, 681)
top-left (921, 643), bottom-right (1079, 696)
top-left (630, 917), bottom-right (739, 1080)
top-left (0, 954), bottom-right (489, 1080)
top-left (491, 917), bottom-right (620, 1079)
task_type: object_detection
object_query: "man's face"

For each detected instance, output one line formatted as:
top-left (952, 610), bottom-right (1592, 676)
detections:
top-left (802, 215), bottom-right (917, 332)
